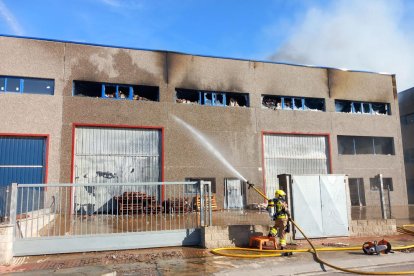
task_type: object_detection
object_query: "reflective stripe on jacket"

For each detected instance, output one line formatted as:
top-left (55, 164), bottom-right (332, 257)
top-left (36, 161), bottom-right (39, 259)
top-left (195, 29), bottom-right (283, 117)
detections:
top-left (275, 198), bottom-right (288, 219)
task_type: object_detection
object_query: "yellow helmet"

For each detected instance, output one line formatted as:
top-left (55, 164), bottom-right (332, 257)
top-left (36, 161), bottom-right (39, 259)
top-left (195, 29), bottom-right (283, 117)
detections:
top-left (275, 190), bottom-right (286, 197)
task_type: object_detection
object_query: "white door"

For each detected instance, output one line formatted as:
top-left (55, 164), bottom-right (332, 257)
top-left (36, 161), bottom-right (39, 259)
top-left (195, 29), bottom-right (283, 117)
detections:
top-left (291, 175), bottom-right (349, 239)
top-left (320, 175), bottom-right (348, 236)
top-left (224, 179), bottom-right (244, 209)
top-left (291, 175), bottom-right (324, 238)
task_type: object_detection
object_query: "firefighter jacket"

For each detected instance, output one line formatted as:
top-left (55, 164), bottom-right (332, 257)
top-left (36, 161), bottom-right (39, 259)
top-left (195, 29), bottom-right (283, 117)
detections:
top-left (273, 197), bottom-right (290, 219)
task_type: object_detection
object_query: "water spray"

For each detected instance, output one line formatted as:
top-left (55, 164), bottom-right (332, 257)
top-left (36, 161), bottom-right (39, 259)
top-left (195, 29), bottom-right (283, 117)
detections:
top-left (172, 115), bottom-right (247, 182)
top-left (246, 181), bottom-right (269, 201)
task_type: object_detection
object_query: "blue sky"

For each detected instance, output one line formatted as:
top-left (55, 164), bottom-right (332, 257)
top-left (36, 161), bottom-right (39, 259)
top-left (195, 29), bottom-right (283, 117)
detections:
top-left (1, 0), bottom-right (414, 90)
top-left (0, 0), bottom-right (319, 59)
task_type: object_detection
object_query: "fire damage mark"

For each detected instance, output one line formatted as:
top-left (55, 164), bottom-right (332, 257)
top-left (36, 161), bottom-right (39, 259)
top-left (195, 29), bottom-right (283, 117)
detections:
top-left (167, 53), bottom-right (247, 94)
top-left (96, 171), bottom-right (118, 179)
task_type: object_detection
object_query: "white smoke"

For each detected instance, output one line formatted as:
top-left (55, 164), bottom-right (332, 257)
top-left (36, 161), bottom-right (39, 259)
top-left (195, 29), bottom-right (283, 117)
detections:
top-left (0, 0), bottom-right (24, 35)
top-left (270, 0), bottom-right (414, 91)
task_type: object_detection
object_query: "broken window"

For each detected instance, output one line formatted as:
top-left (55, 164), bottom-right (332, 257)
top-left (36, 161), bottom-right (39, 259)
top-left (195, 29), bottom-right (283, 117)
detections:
top-left (293, 98), bottom-right (303, 110)
top-left (338, 136), bottom-right (394, 155)
top-left (383, 178), bottom-right (393, 191)
top-left (117, 86), bottom-right (130, 99)
top-left (304, 98), bottom-right (325, 111)
top-left (283, 97), bottom-right (292, 110)
top-left (261, 95), bottom-right (282, 109)
top-left (369, 178), bottom-right (379, 191)
top-left (0, 76), bottom-right (54, 95)
top-left (369, 177), bottom-right (393, 191)
top-left (133, 85), bottom-right (159, 101)
top-left (175, 89), bottom-right (200, 104)
top-left (201, 92), bottom-right (226, 106)
top-left (335, 100), bottom-right (352, 113)
top-left (203, 92), bottom-right (213, 106)
top-left (225, 92), bottom-right (249, 107)
top-left (262, 95), bottom-right (324, 111)
top-left (362, 103), bottom-right (371, 114)
top-left (176, 88), bottom-right (249, 107)
top-left (371, 103), bottom-right (389, 115)
top-left (352, 102), bottom-right (362, 113)
top-left (214, 93), bottom-right (225, 106)
top-left (74, 81), bottom-right (101, 97)
top-left (349, 178), bottom-right (366, 206)
top-left (73, 81), bottom-right (159, 101)
top-left (103, 85), bottom-right (117, 98)
top-left (335, 100), bottom-right (390, 115)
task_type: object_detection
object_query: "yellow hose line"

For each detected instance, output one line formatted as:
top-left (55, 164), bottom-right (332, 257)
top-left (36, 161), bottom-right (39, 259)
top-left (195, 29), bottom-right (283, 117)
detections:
top-left (293, 220), bottom-right (414, 275)
top-left (216, 184), bottom-right (414, 274)
top-left (211, 244), bottom-right (414, 258)
top-left (212, 223), bottom-right (414, 274)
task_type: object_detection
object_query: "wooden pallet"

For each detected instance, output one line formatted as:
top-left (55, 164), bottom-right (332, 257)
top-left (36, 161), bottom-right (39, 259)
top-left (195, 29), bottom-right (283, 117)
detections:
top-left (195, 194), bottom-right (218, 211)
top-left (163, 198), bottom-right (194, 213)
top-left (115, 192), bottom-right (160, 214)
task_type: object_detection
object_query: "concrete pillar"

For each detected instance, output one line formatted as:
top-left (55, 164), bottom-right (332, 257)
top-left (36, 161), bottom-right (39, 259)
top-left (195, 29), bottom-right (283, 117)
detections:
top-left (0, 224), bottom-right (14, 265)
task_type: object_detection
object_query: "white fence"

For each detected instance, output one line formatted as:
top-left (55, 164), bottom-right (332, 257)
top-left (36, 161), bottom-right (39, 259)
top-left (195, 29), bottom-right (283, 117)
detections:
top-left (9, 181), bottom-right (212, 256)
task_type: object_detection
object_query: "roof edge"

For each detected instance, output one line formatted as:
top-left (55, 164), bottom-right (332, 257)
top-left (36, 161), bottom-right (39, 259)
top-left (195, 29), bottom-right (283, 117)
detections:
top-left (0, 34), bottom-right (395, 76)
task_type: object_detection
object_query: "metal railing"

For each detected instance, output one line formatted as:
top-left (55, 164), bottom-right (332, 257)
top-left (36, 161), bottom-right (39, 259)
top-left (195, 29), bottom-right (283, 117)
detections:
top-left (11, 181), bottom-right (212, 239)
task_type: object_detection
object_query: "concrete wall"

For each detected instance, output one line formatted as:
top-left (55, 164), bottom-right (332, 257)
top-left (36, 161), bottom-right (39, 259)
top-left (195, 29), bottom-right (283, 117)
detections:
top-left (0, 224), bottom-right (13, 264)
top-left (0, 36), bottom-right (408, 213)
top-left (0, 37), bottom-right (64, 184)
top-left (202, 220), bottom-right (396, 249)
top-left (201, 225), bottom-right (271, 248)
top-left (349, 219), bottom-right (397, 237)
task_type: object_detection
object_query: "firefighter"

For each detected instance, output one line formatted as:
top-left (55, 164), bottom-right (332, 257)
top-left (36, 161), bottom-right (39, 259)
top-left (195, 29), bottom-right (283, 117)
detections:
top-left (272, 189), bottom-right (290, 250)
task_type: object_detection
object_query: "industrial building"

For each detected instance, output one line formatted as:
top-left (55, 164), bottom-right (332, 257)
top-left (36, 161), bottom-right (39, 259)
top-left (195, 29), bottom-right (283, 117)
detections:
top-left (0, 35), bottom-right (408, 217)
top-left (399, 87), bottom-right (414, 204)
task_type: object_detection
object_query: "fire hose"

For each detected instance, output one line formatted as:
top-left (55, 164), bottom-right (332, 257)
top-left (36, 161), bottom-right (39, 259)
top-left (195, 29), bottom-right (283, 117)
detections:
top-left (211, 182), bottom-right (414, 275)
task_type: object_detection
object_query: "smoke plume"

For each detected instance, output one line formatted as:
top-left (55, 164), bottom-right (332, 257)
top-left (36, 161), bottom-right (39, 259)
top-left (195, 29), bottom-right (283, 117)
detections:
top-left (270, 0), bottom-right (414, 91)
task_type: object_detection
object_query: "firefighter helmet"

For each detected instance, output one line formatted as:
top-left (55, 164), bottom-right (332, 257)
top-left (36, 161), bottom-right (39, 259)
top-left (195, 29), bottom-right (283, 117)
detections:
top-left (275, 190), bottom-right (286, 197)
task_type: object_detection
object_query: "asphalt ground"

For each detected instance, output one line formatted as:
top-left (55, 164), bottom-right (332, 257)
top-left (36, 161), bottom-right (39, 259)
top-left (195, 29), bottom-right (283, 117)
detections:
top-left (1, 233), bottom-right (414, 275)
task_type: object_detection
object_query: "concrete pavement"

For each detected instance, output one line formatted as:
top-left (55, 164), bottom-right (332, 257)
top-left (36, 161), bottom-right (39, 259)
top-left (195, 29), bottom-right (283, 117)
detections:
top-left (2, 233), bottom-right (414, 275)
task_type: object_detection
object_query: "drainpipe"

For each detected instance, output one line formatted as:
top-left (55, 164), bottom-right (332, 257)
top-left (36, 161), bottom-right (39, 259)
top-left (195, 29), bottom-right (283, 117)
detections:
top-left (378, 174), bottom-right (387, 219)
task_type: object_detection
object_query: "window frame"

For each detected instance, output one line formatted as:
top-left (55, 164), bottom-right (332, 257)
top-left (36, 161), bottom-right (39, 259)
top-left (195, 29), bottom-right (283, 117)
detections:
top-left (348, 178), bottom-right (366, 206)
top-left (370, 177), bottom-right (393, 191)
top-left (176, 88), bottom-right (249, 107)
top-left (73, 80), bottom-right (159, 101)
top-left (335, 100), bottom-right (390, 115)
top-left (262, 94), bottom-right (325, 112)
top-left (0, 76), bottom-right (54, 95)
top-left (337, 135), bottom-right (395, 155)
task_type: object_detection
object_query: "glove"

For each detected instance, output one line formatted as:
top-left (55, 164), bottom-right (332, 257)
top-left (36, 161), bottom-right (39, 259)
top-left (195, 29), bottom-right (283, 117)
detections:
top-left (285, 222), bottom-right (290, 233)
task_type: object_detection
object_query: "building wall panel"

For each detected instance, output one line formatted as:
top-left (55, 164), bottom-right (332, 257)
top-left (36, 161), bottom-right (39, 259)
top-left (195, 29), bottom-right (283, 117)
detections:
top-left (0, 136), bottom-right (46, 186)
top-left (263, 134), bottom-right (329, 198)
top-left (74, 127), bottom-right (161, 184)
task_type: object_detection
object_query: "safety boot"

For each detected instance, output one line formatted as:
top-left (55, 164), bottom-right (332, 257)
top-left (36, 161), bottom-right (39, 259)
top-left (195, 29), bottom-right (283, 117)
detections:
top-left (280, 246), bottom-right (293, 256)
